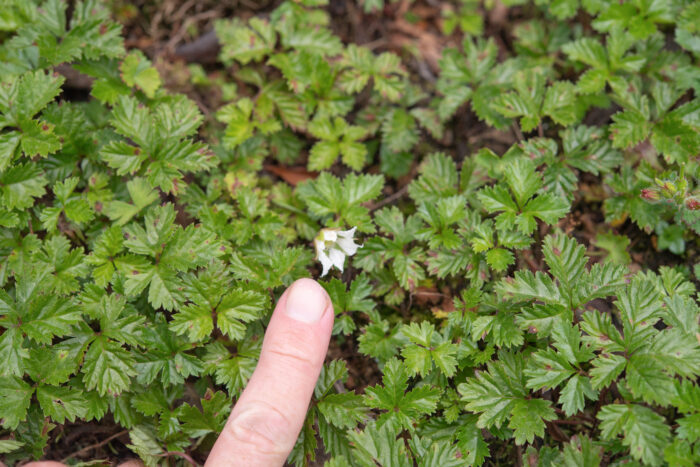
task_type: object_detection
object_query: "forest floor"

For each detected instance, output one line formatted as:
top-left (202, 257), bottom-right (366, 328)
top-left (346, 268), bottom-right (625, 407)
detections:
top-left (25, 1), bottom-right (696, 465)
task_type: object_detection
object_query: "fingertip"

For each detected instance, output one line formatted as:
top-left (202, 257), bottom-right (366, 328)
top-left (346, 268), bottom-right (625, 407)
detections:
top-left (22, 463), bottom-right (66, 467)
top-left (284, 278), bottom-right (330, 324)
top-left (206, 278), bottom-right (335, 466)
top-left (118, 461), bottom-right (146, 467)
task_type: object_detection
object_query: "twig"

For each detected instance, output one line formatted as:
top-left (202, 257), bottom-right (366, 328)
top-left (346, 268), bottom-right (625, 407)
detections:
top-left (61, 429), bottom-right (128, 463)
top-left (512, 123), bottom-right (524, 142)
top-left (362, 38), bottom-right (388, 50)
top-left (163, 11), bottom-right (220, 57)
top-left (171, 0), bottom-right (197, 24)
top-left (413, 290), bottom-right (446, 298)
top-left (370, 185), bottom-right (409, 211)
top-left (174, 30), bottom-right (220, 64)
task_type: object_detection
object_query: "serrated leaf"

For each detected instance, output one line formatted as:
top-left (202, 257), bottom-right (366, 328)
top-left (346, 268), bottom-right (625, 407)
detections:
top-left (318, 392), bottom-right (366, 429)
top-left (82, 336), bottom-right (137, 397)
top-left (217, 288), bottom-right (267, 340)
top-left (36, 384), bottom-right (87, 424)
top-left (120, 51), bottom-right (161, 98)
top-left (598, 404), bottom-right (670, 466)
top-left (364, 357), bottom-right (440, 430)
top-left (509, 398), bottom-right (556, 444)
top-left (559, 375), bottom-right (597, 416)
top-left (0, 376), bottom-right (32, 429)
top-left (0, 163), bottom-right (47, 210)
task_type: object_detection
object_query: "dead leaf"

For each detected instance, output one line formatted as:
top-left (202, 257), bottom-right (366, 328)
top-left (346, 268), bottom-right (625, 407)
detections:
top-left (264, 165), bottom-right (316, 186)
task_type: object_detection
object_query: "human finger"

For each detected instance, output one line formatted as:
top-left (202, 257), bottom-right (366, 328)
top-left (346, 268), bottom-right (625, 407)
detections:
top-left (23, 459), bottom-right (144, 466)
top-left (205, 278), bottom-right (334, 466)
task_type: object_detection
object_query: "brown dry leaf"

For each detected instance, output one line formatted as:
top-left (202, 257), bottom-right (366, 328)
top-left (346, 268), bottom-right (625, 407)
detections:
top-left (413, 286), bottom-right (443, 306)
top-left (264, 165), bottom-right (316, 186)
top-left (390, 19), bottom-right (444, 72)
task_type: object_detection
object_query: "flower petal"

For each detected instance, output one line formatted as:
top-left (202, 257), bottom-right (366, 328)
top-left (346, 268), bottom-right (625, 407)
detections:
top-left (318, 249), bottom-right (333, 277)
top-left (336, 236), bottom-right (360, 256)
top-left (322, 229), bottom-right (338, 242)
top-left (328, 247), bottom-right (345, 272)
top-left (315, 238), bottom-right (326, 255)
top-left (338, 227), bottom-right (357, 239)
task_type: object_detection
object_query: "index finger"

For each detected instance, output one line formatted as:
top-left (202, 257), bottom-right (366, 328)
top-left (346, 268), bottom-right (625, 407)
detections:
top-left (205, 278), bottom-right (334, 466)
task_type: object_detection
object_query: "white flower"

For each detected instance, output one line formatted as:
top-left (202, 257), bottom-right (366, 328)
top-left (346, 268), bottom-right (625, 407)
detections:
top-left (315, 227), bottom-right (361, 276)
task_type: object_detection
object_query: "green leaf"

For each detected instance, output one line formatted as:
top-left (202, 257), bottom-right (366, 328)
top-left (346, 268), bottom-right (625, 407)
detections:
top-left (0, 439), bottom-right (24, 454)
top-left (104, 96), bottom-right (214, 194)
top-left (525, 349), bottom-right (575, 390)
top-left (542, 81), bottom-right (578, 127)
top-left (486, 248), bottom-right (514, 272)
top-left (455, 415), bottom-right (489, 466)
top-left (358, 318), bottom-right (402, 362)
top-left (18, 119), bottom-right (61, 158)
top-left (364, 357), bottom-right (441, 430)
top-left (216, 17), bottom-right (276, 65)
top-left (0, 70), bottom-right (64, 124)
top-left (505, 159), bottom-right (542, 211)
top-left (558, 435), bottom-right (602, 467)
top-left (119, 51), bottom-right (162, 98)
top-left (615, 276), bottom-right (662, 326)
top-left (594, 232), bottom-right (631, 265)
top-left (408, 152), bottom-right (459, 204)
top-left (0, 328), bottom-right (29, 378)
top-left (559, 375), bottom-right (597, 417)
top-left (279, 22), bottom-right (342, 56)
top-left (297, 172), bottom-right (384, 232)
top-left (381, 109), bottom-right (418, 153)
top-left (82, 336), bottom-right (137, 397)
top-left (0, 376), bottom-right (33, 429)
top-left (0, 163), bottom-right (47, 210)
top-left (563, 37), bottom-right (608, 69)
top-left (127, 425), bottom-right (163, 466)
top-left (340, 45), bottom-right (406, 101)
top-left (589, 354), bottom-right (626, 389)
top-left (509, 398), bottom-right (556, 445)
top-left (610, 107), bottom-right (651, 149)
top-left (400, 322), bottom-right (458, 377)
top-left (202, 340), bottom-right (260, 394)
top-left (178, 389), bottom-right (231, 438)
top-left (625, 353), bottom-right (676, 406)
top-left (542, 234), bottom-right (587, 306)
top-left (0, 131), bottom-right (20, 172)
top-left (460, 351), bottom-right (555, 443)
top-left (519, 194), bottom-right (569, 233)
top-left (217, 288), bottom-right (267, 341)
top-left (347, 421), bottom-right (411, 467)
top-left (36, 384), bottom-right (87, 424)
top-left (598, 404), bottom-right (670, 466)
top-left (497, 270), bottom-right (564, 307)
top-left (105, 177), bottom-right (160, 226)
top-left (318, 392), bottom-right (367, 429)
top-left (308, 117), bottom-right (368, 171)
top-left (322, 275), bottom-right (375, 335)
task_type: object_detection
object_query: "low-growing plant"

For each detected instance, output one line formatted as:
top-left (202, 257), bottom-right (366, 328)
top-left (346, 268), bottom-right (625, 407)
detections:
top-left (0, 0), bottom-right (699, 466)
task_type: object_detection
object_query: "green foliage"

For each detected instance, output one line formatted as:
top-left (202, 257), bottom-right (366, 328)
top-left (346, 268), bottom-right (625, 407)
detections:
top-left (1, 0), bottom-right (700, 466)
top-left (477, 158), bottom-right (570, 235)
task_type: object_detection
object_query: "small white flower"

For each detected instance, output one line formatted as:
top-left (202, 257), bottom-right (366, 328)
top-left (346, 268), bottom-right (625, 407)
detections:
top-left (315, 227), bottom-right (361, 276)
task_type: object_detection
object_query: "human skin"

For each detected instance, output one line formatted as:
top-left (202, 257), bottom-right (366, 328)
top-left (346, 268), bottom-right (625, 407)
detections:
top-left (19, 278), bottom-right (334, 467)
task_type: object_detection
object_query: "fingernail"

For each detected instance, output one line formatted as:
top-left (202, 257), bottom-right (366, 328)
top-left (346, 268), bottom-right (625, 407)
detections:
top-left (285, 279), bottom-right (328, 323)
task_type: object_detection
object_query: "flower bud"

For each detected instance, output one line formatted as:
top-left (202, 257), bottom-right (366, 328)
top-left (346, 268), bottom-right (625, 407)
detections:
top-left (686, 197), bottom-right (700, 211)
top-left (640, 188), bottom-right (659, 201)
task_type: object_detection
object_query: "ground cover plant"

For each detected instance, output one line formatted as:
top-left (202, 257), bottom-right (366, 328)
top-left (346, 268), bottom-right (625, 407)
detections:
top-left (1, 0), bottom-right (699, 465)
